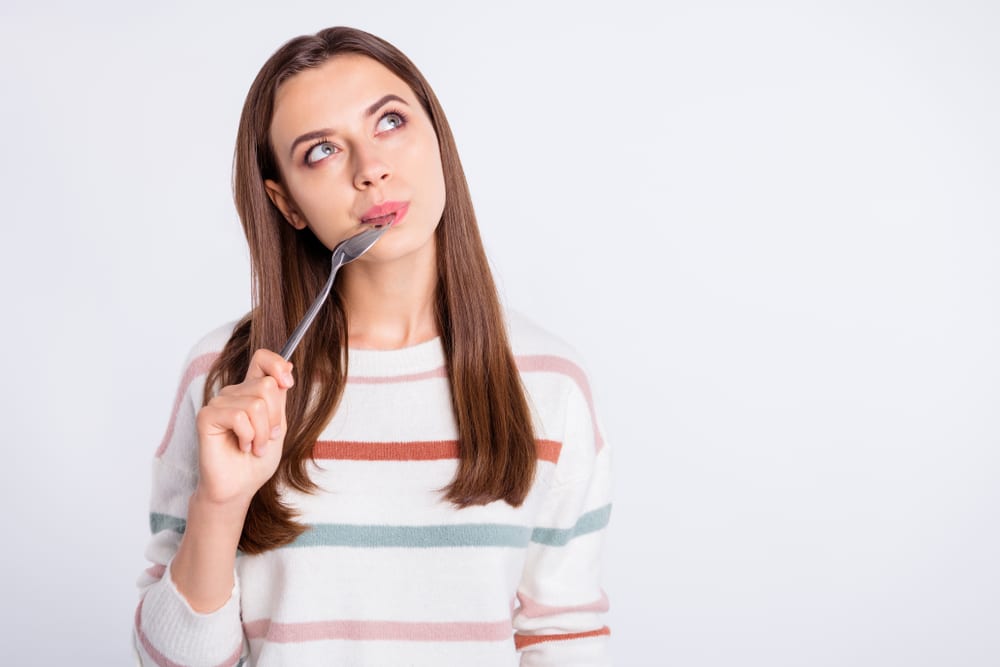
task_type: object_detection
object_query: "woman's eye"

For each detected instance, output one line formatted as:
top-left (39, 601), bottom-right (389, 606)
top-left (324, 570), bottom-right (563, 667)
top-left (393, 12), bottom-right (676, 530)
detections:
top-left (306, 142), bottom-right (338, 164)
top-left (376, 112), bottom-right (405, 133)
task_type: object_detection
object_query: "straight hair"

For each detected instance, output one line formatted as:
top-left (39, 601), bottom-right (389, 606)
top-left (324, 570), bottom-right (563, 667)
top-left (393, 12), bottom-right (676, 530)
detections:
top-left (204, 27), bottom-right (537, 554)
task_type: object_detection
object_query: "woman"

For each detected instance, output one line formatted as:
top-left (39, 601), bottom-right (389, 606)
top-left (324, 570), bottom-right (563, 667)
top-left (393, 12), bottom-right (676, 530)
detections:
top-left (134, 26), bottom-right (612, 666)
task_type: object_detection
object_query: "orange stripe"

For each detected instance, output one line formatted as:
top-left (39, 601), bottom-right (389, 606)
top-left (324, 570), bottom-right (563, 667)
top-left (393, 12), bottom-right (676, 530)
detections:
top-left (313, 439), bottom-right (561, 463)
top-left (314, 440), bottom-right (455, 461)
top-left (534, 439), bottom-right (561, 464)
top-left (514, 625), bottom-right (611, 649)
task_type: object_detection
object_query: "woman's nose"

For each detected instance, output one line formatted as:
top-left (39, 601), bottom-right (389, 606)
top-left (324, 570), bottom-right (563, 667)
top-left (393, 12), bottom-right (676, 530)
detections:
top-left (352, 147), bottom-right (391, 189)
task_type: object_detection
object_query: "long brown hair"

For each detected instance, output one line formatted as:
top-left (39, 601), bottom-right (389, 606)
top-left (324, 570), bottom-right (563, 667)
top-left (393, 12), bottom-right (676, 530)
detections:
top-left (204, 27), bottom-right (537, 554)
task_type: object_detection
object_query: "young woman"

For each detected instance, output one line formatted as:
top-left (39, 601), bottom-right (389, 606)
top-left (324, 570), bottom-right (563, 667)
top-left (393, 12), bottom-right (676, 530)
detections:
top-left (134, 26), bottom-right (612, 666)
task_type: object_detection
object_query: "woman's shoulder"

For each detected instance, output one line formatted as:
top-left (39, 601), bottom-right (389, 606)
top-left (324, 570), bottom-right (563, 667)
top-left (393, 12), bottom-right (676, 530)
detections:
top-left (165, 320), bottom-right (243, 400)
top-left (504, 309), bottom-right (584, 362)
top-left (504, 309), bottom-right (608, 456)
top-left (183, 319), bottom-right (242, 361)
top-left (503, 308), bottom-right (596, 386)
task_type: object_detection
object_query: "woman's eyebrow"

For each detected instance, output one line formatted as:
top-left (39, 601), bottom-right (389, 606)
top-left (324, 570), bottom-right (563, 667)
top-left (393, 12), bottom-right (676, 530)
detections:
top-left (287, 94), bottom-right (411, 159)
top-left (365, 93), bottom-right (408, 116)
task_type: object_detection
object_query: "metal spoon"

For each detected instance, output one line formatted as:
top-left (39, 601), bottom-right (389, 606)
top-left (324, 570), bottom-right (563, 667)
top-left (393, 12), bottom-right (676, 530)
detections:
top-left (278, 223), bottom-right (392, 360)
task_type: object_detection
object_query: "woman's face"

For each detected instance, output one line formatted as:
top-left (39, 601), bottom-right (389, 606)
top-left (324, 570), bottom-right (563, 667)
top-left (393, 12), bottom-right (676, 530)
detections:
top-left (264, 55), bottom-right (446, 264)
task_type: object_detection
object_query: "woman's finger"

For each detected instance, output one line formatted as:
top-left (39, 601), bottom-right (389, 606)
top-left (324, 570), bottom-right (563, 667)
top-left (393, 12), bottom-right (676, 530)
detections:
top-left (207, 395), bottom-right (274, 456)
top-left (198, 404), bottom-right (256, 453)
top-left (245, 348), bottom-right (295, 388)
top-left (218, 375), bottom-right (286, 429)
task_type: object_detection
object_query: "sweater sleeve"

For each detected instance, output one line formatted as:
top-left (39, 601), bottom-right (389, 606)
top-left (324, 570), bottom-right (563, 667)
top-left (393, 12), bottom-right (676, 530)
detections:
top-left (513, 363), bottom-right (613, 666)
top-left (132, 334), bottom-right (248, 667)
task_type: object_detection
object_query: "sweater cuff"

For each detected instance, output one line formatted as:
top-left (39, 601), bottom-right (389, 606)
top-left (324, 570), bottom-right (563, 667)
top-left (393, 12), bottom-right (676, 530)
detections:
top-left (135, 559), bottom-right (243, 667)
top-left (519, 630), bottom-right (612, 667)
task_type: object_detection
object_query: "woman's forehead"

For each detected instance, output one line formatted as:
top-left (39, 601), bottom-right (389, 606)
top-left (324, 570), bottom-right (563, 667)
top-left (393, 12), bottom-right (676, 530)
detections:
top-left (273, 55), bottom-right (412, 113)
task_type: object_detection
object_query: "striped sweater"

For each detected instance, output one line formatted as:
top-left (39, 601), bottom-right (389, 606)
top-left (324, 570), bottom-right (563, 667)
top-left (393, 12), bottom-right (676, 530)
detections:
top-left (133, 311), bottom-right (613, 666)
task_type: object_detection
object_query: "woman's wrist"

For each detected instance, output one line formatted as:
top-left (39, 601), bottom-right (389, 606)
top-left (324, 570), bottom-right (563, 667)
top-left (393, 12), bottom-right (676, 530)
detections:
top-left (171, 491), bottom-right (249, 613)
top-left (189, 486), bottom-right (254, 523)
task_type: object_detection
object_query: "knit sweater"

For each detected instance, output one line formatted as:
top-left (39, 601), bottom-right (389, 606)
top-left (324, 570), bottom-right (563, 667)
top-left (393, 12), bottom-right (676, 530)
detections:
top-left (133, 310), bottom-right (612, 666)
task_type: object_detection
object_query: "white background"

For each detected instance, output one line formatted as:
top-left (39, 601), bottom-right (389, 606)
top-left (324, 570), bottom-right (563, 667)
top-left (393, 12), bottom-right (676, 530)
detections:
top-left (1, 1), bottom-right (998, 665)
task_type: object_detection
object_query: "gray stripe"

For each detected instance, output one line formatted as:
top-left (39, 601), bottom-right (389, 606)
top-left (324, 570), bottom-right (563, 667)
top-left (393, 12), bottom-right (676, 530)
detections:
top-left (148, 503), bottom-right (612, 550)
top-left (530, 504), bottom-right (612, 546)
top-left (150, 512), bottom-right (186, 535)
top-left (292, 523), bottom-right (533, 548)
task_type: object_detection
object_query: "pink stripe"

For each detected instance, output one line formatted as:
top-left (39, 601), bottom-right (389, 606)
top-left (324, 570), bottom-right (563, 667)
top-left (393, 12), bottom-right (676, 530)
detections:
top-left (145, 564), bottom-right (167, 581)
top-left (134, 598), bottom-right (242, 667)
top-left (348, 354), bottom-right (605, 452)
top-left (155, 353), bottom-right (219, 458)
top-left (160, 353), bottom-right (602, 453)
top-left (516, 355), bottom-right (605, 452)
top-left (347, 367), bottom-right (447, 384)
top-left (516, 590), bottom-right (610, 619)
top-left (243, 618), bottom-right (512, 643)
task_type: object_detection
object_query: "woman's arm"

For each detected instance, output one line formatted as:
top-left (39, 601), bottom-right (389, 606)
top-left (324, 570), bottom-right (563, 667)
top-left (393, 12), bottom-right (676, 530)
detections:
top-left (169, 491), bottom-right (249, 612)
top-left (133, 462), bottom-right (247, 667)
top-left (133, 333), bottom-right (292, 666)
top-left (170, 346), bottom-right (293, 610)
top-left (514, 366), bottom-right (613, 666)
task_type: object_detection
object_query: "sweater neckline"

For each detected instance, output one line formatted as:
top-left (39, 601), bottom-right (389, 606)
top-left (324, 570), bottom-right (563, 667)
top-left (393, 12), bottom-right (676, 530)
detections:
top-left (346, 336), bottom-right (445, 378)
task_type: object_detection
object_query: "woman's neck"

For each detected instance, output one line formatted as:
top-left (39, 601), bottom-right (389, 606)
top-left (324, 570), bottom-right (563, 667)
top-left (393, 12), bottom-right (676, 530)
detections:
top-left (338, 242), bottom-right (440, 350)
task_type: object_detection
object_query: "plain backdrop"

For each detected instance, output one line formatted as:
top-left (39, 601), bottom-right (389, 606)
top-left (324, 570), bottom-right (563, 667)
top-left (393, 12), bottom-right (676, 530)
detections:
top-left (1, 1), bottom-right (998, 665)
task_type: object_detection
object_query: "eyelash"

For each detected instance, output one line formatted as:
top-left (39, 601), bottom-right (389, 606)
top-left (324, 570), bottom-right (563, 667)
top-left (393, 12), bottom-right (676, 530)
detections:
top-left (303, 138), bottom-right (333, 166)
top-left (303, 108), bottom-right (410, 166)
top-left (379, 107), bottom-right (409, 131)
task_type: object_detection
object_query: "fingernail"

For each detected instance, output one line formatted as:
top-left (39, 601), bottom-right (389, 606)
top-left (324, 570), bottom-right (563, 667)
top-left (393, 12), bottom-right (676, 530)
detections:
top-left (270, 426), bottom-right (281, 439)
top-left (283, 373), bottom-right (294, 387)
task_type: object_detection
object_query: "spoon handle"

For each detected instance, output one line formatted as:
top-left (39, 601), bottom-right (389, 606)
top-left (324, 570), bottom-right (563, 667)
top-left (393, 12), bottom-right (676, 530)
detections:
top-left (279, 257), bottom-right (343, 361)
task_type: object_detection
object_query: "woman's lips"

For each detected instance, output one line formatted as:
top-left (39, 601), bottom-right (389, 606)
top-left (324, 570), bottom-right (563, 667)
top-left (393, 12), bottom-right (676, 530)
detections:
top-left (361, 201), bottom-right (409, 227)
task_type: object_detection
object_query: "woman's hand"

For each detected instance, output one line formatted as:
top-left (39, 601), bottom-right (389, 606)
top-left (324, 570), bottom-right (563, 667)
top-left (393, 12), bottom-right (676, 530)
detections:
top-left (194, 349), bottom-right (295, 508)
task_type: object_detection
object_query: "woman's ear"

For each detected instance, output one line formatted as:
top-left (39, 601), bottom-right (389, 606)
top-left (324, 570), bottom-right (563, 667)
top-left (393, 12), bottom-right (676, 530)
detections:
top-left (264, 179), bottom-right (308, 230)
